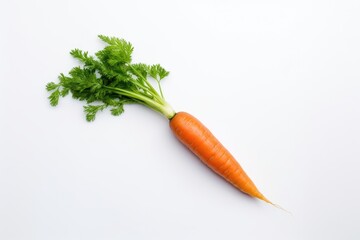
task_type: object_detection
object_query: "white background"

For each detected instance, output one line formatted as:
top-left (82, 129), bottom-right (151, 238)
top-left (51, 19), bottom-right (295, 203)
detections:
top-left (1, 0), bottom-right (360, 239)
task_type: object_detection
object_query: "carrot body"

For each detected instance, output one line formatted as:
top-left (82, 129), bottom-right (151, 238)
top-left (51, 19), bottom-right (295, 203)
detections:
top-left (170, 111), bottom-right (271, 204)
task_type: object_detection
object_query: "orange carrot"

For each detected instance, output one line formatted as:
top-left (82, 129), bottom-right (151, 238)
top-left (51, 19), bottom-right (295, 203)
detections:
top-left (47, 35), bottom-right (275, 206)
top-left (170, 112), bottom-right (271, 204)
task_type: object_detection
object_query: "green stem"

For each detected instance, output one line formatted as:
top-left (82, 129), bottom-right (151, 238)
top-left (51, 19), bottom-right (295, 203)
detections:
top-left (104, 86), bottom-right (175, 119)
top-left (128, 64), bottom-right (164, 103)
top-left (156, 78), bottom-right (164, 99)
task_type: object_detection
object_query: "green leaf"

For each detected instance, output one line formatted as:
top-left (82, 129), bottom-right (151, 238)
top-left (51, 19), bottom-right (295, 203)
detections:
top-left (158, 67), bottom-right (169, 80)
top-left (49, 89), bottom-right (60, 106)
top-left (46, 82), bottom-right (58, 91)
top-left (150, 64), bottom-right (169, 80)
top-left (60, 88), bottom-right (69, 97)
top-left (110, 104), bottom-right (124, 116)
top-left (70, 49), bottom-right (101, 71)
top-left (70, 49), bottom-right (87, 61)
top-left (130, 63), bottom-right (150, 79)
top-left (84, 104), bottom-right (107, 122)
top-left (98, 35), bottom-right (132, 48)
top-left (58, 73), bottom-right (68, 83)
top-left (97, 36), bottom-right (134, 64)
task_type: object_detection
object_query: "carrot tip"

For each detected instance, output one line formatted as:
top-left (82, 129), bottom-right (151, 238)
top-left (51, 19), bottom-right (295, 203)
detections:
top-left (257, 194), bottom-right (292, 214)
top-left (271, 203), bottom-right (292, 214)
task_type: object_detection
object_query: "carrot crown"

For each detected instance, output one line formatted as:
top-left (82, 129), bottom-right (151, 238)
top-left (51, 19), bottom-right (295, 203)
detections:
top-left (46, 35), bottom-right (176, 121)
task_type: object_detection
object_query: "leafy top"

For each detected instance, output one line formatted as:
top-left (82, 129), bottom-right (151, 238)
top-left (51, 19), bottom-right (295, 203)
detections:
top-left (46, 35), bottom-right (175, 121)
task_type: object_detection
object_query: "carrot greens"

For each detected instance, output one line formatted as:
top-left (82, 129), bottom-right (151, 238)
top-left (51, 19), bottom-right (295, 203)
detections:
top-left (46, 35), bottom-right (175, 121)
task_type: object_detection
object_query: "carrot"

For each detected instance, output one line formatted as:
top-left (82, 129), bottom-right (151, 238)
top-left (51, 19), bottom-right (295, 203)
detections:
top-left (46, 35), bottom-right (275, 206)
top-left (170, 112), bottom-right (271, 204)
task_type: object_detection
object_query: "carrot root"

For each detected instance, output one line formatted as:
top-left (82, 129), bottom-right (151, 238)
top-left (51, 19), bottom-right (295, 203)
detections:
top-left (170, 111), bottom-right (277, 206)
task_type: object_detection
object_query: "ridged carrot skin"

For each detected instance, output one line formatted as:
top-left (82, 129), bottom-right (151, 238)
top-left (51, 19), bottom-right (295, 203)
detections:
top-left (170, 111), bottom-right (271, 204)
